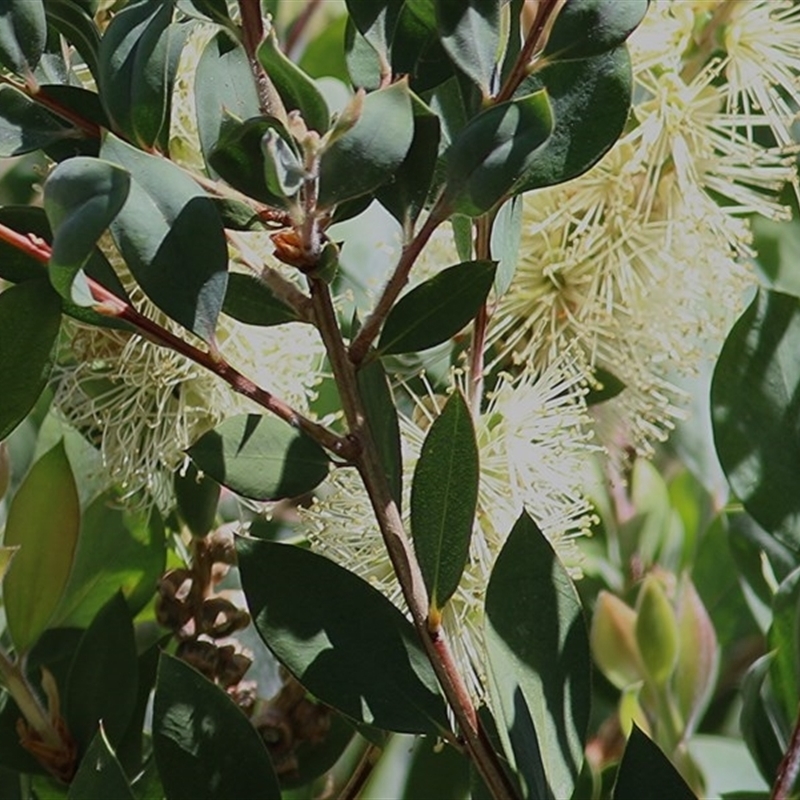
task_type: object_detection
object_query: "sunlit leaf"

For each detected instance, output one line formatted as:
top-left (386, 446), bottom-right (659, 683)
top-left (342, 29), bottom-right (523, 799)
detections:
top-left (0, 0), bottom-right (46, 74)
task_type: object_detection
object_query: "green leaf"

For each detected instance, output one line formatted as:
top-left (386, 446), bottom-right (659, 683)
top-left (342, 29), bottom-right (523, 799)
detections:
top-left (544, 0), bottom-right (647, 60)
top-left (344, 18), bottom-right (383, 91)
top-left (435, 0), bottom-right (500, 94)
top-left (68, 726), bottom-right (135, 800)
top-left (403, 737), bottom-right (471, 799)
top-left (101, 133), bottom-right (228, 341)
top-left (514, 46), bottom-right (632, 191)
top-left (45, 0), bottom-right (101, 81)
top-left (174, 461), bottom-right (220, 538)
top-left (378, 260), bottom-right (496, 355)
top-left (357, 359), bottom-right (402, 508)
top-left (344, 0), bottom-right (403, 69)
top-left (613, 725), bottom-right (696, 800)
top-left (711, 289), bottom-right (800, 550)
top-left (64, 593), bottom-right (138, 752)
top-left (491, 196), bottom-right (523, 296)
top-left (299, 13), bottom-right (350, 84)
top-left (318, 80), bottom-right (414, 209)
top-left (187, 0), bottom-right (232, 27)
top-left (222, 272), bottom-right (300, 326)
top-left (195, 31), bottom-right (260, 173)
top-left (586, 366), bottom-right (626, 405)
top-left (0, 279), bottom-right (61, 441)
top-left (768, 566), bottom-right (800, 721)
top-left (0, 546), bottom-right (18, 582)
top-left (237, 537), bottom-right (450, 734)
top-left (257, 29), bottom-right (329, 133)
top-left (0, 84), bottom-right (75, 157)
top-left (153, 653), bottom-right (280, 800)
top-left (50, 496), bottom-right (165, 629)
top-left (411, 389), bottom-right (478, 611)
top-left (0, 0), bottom-right (46, 73)
top-left (443, 92), bottom-right (553, 216)
top-left (44, 157), bottom-right (131, 306)
top-left (484, 512), bottom-right (591, 800)
top-left (97, 0), bottom-right (186, 151)
top-left (187, 414), bottom-right (329, 501)
top-left (391, 1), bottom-right (453, 94)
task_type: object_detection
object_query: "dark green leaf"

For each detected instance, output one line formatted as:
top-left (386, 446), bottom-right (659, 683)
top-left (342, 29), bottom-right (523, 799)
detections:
top-left (435, 0), bottom-right (500, 94)
top-left (443, 92), bottom-right (553, 216)
top-left (0, 205), bottom-right (51, 282)
top-left (46, 0), bottom-right (101, 80)
top-left (344, 17), bottom-right (383, 91)
top-left (153, 653), bottom-right (280, 800)
top-left (101, 133), bottom-right (228, 341)
top-left (257, 29), bottom-right (329, 133)
top-left (208, 115), bottom-right (292, 207)
top-left (187, 414), bottom-right (329, 501)
top-left (187, 0), bottom-right (232, 27)
top-left (768, 566), bottom-right (800, 721)
top-left (586, 366), bottom-right (626, 405)
top-left (491, 196), bottom-right (523, 296)
top-left (357, 359), bottom-right (402, 508)
top-left (44, 157), bottom-right (130, 306)
top-left (411, 389), bottom-right (478, 611)
top-left (752, 206), bottom-right (800, 299)
top-left (97, 0), bottom-right (186, 151)
top-left (711, 289), bottom-right (800, 550)
top-left (174, 460), bottom-right (220, 538)
top-left (0, 84), bottom-right (75, 157)
top-left (376, 101), bottom-right (441, 227)
top-left (378, 260), bottom-right (496, 355)
top-left (222, 272), bottom-right (300, 326)
top-left (238, 537), bottom-right (449, 734)
top-left (0, 0), bottom-right (46, 73)
top-left (613, 725), bottom-right (696, 800)
top-left (210, 197), bottom-right (263, 231)
top-left (50, 496), bottom-right (165, 628)
top-left (344, 0), bottom-right (403, 68)
top-left (544, 0), bottom-right (647, 60)
top-left (514, 46), bottom-right (632, 192)
top-left (318, 80), bottom-right (414, 209)
top-left (68, 727), bottom-right (135, 800)
top-left (64, 593), bottom-right (138, 752)
top-left (0, 279), bottom-right (61, 442)
top-left (484, 512), bottom-right (591, 800)
top-left (195, 31), bottom-right (260, 173)
top-left (403, 738), bottom-right (470, 799)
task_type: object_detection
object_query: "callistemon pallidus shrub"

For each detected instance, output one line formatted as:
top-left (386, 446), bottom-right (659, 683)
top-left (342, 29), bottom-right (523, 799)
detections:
top-left (1, 2), bottom-right (799, 798)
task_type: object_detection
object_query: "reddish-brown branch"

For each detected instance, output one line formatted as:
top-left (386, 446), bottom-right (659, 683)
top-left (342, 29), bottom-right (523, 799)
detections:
top-left (284, 0), bottom-right (324, 58)
top-left (773, 705), bottom-right (800, 800)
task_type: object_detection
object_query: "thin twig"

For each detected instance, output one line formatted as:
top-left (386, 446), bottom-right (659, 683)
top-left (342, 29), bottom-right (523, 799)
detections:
top-left (335, 741), bottom-right (382, 800)
top-left (284, 0), bottom-right (324, 59)
top-left (773, 704), bottom-right (800, 800)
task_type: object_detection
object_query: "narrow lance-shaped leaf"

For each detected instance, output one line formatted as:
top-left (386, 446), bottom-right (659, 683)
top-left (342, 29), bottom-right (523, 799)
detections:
top-left (44, 157), bottom-right (131, 306)
top-left (484, 512), bottom-right (591, 800)
top-left (153, 653), bottom-right (280, 800)
top-left (0, 0), bottom-right (46, 74)
top-left (238, 537), bottom-right (450, 734)
top-left (45, 0), bottom-right (102, 82)
top-left (101, 133), bottom-right (228, 341)
top-left (435, 0), bottom-right (501, 95)
top-left (378, 260), bottom-right (497, 355)
top-left (68, 726), bottom-right (135, 800)
top-left (0, 84), bottom-right (74, 157)
top-left (3, 441), bottom-right (80, 653)
top-left (411, 389), bottom-right (478, 614)
top-left (344, 0), bottom-right (404, 69)
top-left (443, 91), bottom-right (553, 217)
top-left (0, 279), bottom-right (61, 441)
top-left (187, 414), bottom-right (329, 502)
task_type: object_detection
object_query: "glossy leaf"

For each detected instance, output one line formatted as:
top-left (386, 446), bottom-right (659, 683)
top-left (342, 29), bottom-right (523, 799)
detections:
top-left (411, 389), bottom-right (478, 611)
top-left (44, 157), bottom-right (131, 306)
top-left (97, 0), bottom-right (185, 151)
top-left (378, 260), bottom-right (496, 355)
top-left (45, 0), bottom-right (101, 80)
top-left (711, 289), bottom-right (800, 550)
top-left (0, 84), bottom-right (74, 157)
top-left (174, 461), bottom-right (220, 538)
top-left (344, 0), bottom-right (403, 67)
top-left (391, 1), bottom-right (452, 93)
top-left (344, 18), bottom-right (383, 91)
top-left (491, 195), bottom-right (523, 296)
top-left (357, 359), bottom-right (402, 508)
top-left (443, 92), bottom-right (553, 216)
top-left (195, 31), bottom-right (260, 173)
top-left (187, 414), bottom-right (329, 501)
top-left (544, 0), bottom-right (647, 61)
top-left (279, 712), bottom-right (354, 790)
top-left (0, 0), bottom-right (46, 73)
top-left (187, 0), bottom-right (232, 27)
top-left (101, 134), bottom-right (228, 341)
top-left (0, 279), bottom-right (61, 441)
top-left (614, 725), bottom-right (696, 799)
top-left (64, 593), bottom-right (138, 752)
top-left (238, 537), bottom-right (449, 734)
top-left (154, 654), bottom-right (279, 800)
top-left (768, 566), bottom-right (800, 721)
top-left (484, 512), bottom-right (591, 800)
top-left (317, 80), bottom-right (414, 209)
top-left (222, 272), bottom-right (300, 326)
top-left (50, 496), bottom-right (165, 629)
top-left (514, 46), bottom-right (632, 192)
top-left (435, 0), bottom-right (500, 94)
top-left (68, 726), bottom-right (135, 800)
top-left (258, 29), bottom-right (329, 133)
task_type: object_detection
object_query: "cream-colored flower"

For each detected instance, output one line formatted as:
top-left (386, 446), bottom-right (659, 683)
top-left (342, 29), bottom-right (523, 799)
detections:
top-left (303, 360), bottom-right (597, 698)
